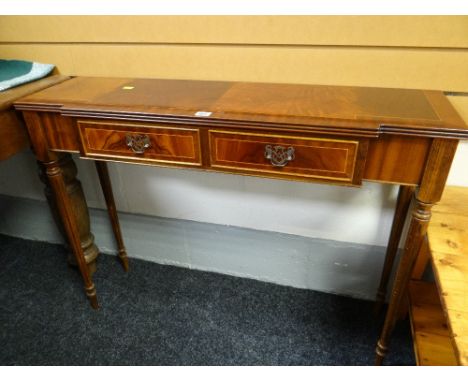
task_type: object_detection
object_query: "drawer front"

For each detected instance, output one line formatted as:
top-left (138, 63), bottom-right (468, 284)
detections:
top-left (78, 120), bottom-right (201, 166)
top-left (209, 130), bottom-right (366, 184)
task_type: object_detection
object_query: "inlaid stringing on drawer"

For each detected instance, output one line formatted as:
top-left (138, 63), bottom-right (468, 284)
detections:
top-left (208, 130), bottom-right (366, 184)
top-left (77, 120), bottom-right (202, 166)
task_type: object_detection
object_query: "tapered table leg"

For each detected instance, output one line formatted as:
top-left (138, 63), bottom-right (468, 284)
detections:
top-left (45, 157), bottom-right (99, 309)
top-left (95, 161), bottom-right (129, 271)
top-left (375, 197), bottom-right (431, 364)
top-left (374, 185), bottom-right (415, 315)
top-left (375, 139), bottom-right (458, 365)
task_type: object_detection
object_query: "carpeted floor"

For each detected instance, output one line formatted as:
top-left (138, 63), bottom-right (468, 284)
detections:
top-left (0, 233), bottom-right (415, 365)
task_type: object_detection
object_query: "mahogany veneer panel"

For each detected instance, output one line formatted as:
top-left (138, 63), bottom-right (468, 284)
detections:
top-left (78, 120), bottom-right (201, 166)
top-left (209, 130), bottom-right (365, 184)
top-left (40, 112), bottom-right (79, 152)
top-left (363, 135), bottom-right (432, 185)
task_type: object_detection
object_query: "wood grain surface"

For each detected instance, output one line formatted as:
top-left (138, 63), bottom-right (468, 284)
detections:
top-left (78, 120), bottom-right (202, 166)
top-left (15, 77), bottom-right (467, 138)
top-left (428, 186), bottom-right (468, 365)
top-left (209, 130), bottom-right (364, 184)
top-left (408, 280), bottom-right (457, 366)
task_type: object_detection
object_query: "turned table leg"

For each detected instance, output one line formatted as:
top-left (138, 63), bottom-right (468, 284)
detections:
top-left (22, 111), bottom-right (100, 308)
top-left (95, 161), bottom-right (129, 271)
top-left (375, 138), bottom-right (458, 365)
top-left (44, 157), bottom-right (98, 309)
top-left (374, 185), bottom-right (415, 315)
top-left (38, 154), bottom-right (100, 274)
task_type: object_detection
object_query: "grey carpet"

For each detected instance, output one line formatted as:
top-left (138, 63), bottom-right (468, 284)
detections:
top-left (0, 233), bottom-right (415, 365)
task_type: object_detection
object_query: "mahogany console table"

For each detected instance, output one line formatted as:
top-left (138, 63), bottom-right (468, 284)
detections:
top-left (14, 77), bottom-right (468, 365)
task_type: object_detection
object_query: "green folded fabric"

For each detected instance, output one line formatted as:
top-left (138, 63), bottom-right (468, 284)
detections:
top-left (0, 59), bottom-right (55, 91)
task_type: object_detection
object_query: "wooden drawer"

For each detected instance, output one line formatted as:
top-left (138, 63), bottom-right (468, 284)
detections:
top-left (208, 130), bottom-right (367, 184)
top-left (77, 120), bottom-right (202, 166)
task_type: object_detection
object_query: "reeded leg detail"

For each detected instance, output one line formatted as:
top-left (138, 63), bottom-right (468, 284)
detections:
top-left (374, 185), bottom-right (415, 315)
top-left (375, 199), bottom-right (432, 364)
top-left (45, 157), bottom-right (99, 309)
top-left (95, 161), bottom-right (129, 271)
top-left (375, 138), bottom-right (458, 365)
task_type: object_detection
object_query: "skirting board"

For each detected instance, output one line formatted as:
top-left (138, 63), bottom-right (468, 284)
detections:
top-left (0, 194), bottom-right (388, 301)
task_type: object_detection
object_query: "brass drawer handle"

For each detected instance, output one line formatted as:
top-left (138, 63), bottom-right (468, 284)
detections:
top-left (265, 145), bottom-right (295, 167)
top-left (126, 134), bottom-right (151, 154)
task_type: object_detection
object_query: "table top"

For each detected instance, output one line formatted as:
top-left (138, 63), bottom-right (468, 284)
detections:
top-left (428, 186), bottom-right (468, 365)
top-left (0, 74), bottom-right (69, 111)
top-left (15, 77), bottom-right (467, 139)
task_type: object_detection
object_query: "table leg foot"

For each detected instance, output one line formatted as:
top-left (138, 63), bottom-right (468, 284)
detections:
top-left (85, 283), bottom-right (99, 309)
top-left (118, 249), bottom-right (129, 272)
top-left (375, 340), bottom-right (387, 365)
